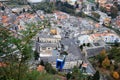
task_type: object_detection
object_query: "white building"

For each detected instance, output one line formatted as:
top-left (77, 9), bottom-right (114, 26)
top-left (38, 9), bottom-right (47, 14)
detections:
top-left (78, 35), bottom-right (92, 45)
top-left (27, 0), bottom-right (43, 3)
top-left (102, 34), bottom-right (120, 43)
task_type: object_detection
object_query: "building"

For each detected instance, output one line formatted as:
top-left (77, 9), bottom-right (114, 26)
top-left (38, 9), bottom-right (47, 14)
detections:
top-left (102, 33), bottom-right (120, 43)
top-left (90, 33), bottom-right (120, 43)
top-left (64, 0), bottom-right (77, 5)
top-left (27, 0), bottom-right (43, 3)
top-left (56, 55), bottom-right (66, 70)
top-left (95, 0), bottom-right (107, 6)
top-left (36, 28), bottom-right (61, 57)
top-left (103, 18), bottom-right (111, 27)
top-left (77, 35), bottom-right (93, 45)
top-left (0, 0), bottom-right (9, 2)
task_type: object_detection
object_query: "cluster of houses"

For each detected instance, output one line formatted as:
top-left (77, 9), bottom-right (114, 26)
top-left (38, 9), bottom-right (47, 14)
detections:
top-left (0, 0), bottom-right (120, 73)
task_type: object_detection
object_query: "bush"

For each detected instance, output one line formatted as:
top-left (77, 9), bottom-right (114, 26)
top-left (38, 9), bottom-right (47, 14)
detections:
top-left (112, 71), bottom-right (120, 79)
top-left (45, 62), bottom-right (57, 74)
top-left (102, 57), bottom-right (110, 69)
top-left (91, 12), bottom-right (100, 19)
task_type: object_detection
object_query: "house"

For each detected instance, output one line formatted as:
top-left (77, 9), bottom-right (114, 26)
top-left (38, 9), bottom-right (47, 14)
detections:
top-left (103, 17), bottom-right (111, 27)
top-left (54, 11), bottom-right (70, 20)
top-left (90, 33), bottom-right (120, 43)
top-left (96, 11), bottom-right (110, 25)
top-left (37, 65), bottom-right (45, 72)
top-left (77, 35), bottom-right (93, 45)
top-left (102, 33), bottom-right (120, 43)
top-left (105, 4), bottom-right (113, 12)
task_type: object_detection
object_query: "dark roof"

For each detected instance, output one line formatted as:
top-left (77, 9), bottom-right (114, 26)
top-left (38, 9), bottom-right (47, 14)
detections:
top-left (87, 47), bottom-right (105, 58)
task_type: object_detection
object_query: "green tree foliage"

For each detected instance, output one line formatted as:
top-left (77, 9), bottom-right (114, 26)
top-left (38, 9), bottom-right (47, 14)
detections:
top-left (71, 66), bottom-right (84, 80)
top-left (60, 51), bottom-right (68, 55)
top-left (65, 66), bottom-right (93, 80)
top-left (91, 12), bottom-right (100, 19)
top-left (21, 70), bottom-right (60, 80)
top-left (45, 62), bottom-right (57, 74)
top-left (40, 60), bottom-right (44, 66)
top-left (79, 45), bottom-right (83, 51)
top-left (102, 57), bottom-right (110, 69)
top-left (34, 50), bottom-right (39, 60)
top-left (55, 1), bottom-right (75, 15)
top-left (0, 25), bottom-right (31, 80)
top-left (96, 2), bottom-right (99, 9)
top-left (108, 47), bottom-right (120, 63)
top-left (110, 6), bottom-right (118, 18)
top-left (87, 43), bottom-right (90, 47)
top-left (83, 43), bottom-right (86, 46)
top-left (10, 0), bottom-right (27, 5)
top-left (93, 71), bottom-right (100, 80)
top-left (32, 2), bottom-right (55, 13)
top-left (100, 6), bottom-right (106, 12)
top-left (97, 49), bottom-right (107, 66)
top-left (76, 11), bottom-right (87, 18)
top-left (0, 21), bottom-right (44, 80)
top-left (66, 72), bottom-right (72, 80)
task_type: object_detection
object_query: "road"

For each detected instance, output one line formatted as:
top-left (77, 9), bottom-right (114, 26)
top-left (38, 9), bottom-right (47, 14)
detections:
top-left (61, 38), bottom-right (83, 61)
top-left (61, 38), bottom-right (96, 74)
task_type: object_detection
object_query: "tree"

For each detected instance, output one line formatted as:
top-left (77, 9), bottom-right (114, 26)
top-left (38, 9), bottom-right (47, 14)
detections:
top-left (102, 57), bottom-right (110, 68)
top-left (110, 65), bottom-right (115, 71)
top-left (0, 25), bottom-right (31, 80)
top-left (83, 43), bottom-right (86, 46)
top-left (113, 2), bottom-right (119, 8)
top-left (10, 0), bottom-right (27, 5)
top-left (32, 2), bottom-right (55, 13)
top-left (71, 66), bottom-right (84, 80)
top-left (66, 72), bottom-right (72, 80)
top-left (97, 49), bottom-right (107, 66)
top-left (96, 2), bottom-right (99, 9)
top-left (40, 60), bottom-right (44, 66)
top-left (91, 6), bottom-right (95, 11)
top-left (93, 71), bottom-right (100, 80)
top-left (110, 6), bottom-right (118, 18)
top-left (1, 6), bottom-right (5, 11)
top-left (34, 50), bottom-right (39, 60)
top-left (23, 8), bottom-right (25, 13)
top-left (112, 71), bottom-right (120, 79)
top-left (108, 47), bottom-right (120, 63)
top-left (45, 62), bottom-right (57, 74)
top-left (60, 51), bottom-right (68, 55)
top-left (100, 6), bottom-right (106, 12)
top-left (79, 45), bottom-right (83, 51)
top-left (77, 11), bottom-right (86, 18)
top-left (91, 12), bottom-right (100, 19)
top-left (87, 43), bottom-right (90, 47)
top-left (25, 70), bottom-right (61, 80)
top-left (0, 21), bottom-right (44, 80)
top-left (114, 40), bottom-right (119, 47)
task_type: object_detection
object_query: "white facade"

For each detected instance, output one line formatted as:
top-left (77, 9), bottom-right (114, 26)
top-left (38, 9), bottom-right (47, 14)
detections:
top-left (78, 35), bottom-right (92, 45)
top-left (27, 0), bottom-right (43, 3)
top-left (102, 35), bottom-right (120, 43)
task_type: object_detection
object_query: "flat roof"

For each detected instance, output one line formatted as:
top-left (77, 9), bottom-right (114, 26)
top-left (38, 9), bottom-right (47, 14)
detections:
top-left (27, 0), bottom-right (43, 3)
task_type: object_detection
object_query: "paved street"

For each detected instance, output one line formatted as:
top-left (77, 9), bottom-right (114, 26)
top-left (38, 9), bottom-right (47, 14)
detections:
top-left (61, 38), bottom-right (83, 61)
top-left (61, 38), bottom-right (95, 74)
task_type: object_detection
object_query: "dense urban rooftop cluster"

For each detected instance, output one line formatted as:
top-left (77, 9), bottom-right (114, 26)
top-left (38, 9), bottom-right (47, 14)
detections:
top-left (0, 0), bottom-right (120, 80)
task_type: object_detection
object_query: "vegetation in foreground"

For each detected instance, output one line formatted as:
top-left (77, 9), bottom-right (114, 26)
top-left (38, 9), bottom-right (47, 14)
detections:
top-left (89, 48), bottom-right (120, 80)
